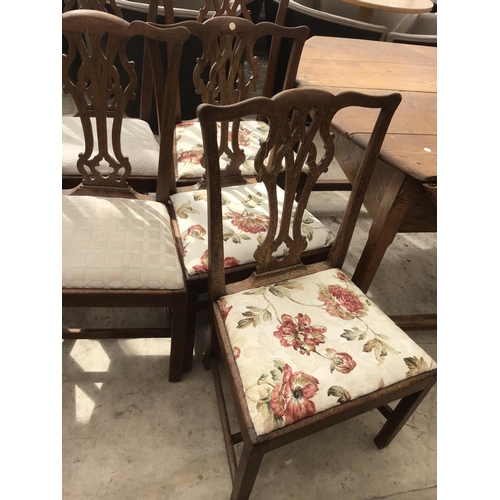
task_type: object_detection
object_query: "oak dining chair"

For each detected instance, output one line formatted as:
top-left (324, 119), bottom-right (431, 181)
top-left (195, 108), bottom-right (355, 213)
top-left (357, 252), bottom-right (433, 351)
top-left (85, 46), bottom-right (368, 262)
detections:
top-left (197, 87), bottom-right (437, 499)
top-left (62, 10), bottom-right (191, 382)
top-left (164, 16), bottom-right (333, 374)
top-left (126, 0), bottom-right (292, 151)
top-left (62, 1), bottom-right (166, 193)
top-left (167, 16), bottom-right (309, 185)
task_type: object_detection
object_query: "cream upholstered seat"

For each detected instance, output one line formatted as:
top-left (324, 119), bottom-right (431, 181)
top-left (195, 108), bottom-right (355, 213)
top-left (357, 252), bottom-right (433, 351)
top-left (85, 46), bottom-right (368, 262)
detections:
top-left (170, 182), bottom-right (334, 276)
top-left (62, 196), bottom-right (184, 290)
top-left (218, 268), bottom-right (436, 436)
top-left (62, 117), bottom-right (161, 178)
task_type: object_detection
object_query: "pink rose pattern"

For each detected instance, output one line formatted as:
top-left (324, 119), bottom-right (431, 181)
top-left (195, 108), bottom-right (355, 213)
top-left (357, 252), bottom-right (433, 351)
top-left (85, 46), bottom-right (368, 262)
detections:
top-left (225, 211), bottom-right (269, 234)
top-left (227, 127), bottom-right (251, 147)
top-left (176, 122), bottom-right (266, 178)
top-left (325, 348), bottom-right (357, 374)
top-left (274, 313), bottom-right (326, 356)
top-left (192, 249), bottom-right (240, 274)
top-left (269, 364), bottom-right (319, 424)
top-left (317, 284), bottom-right (367, 320)
top-left (178, 150), bottom-right (202, 164)
top-left (218, 297), bottom-right (233, 322)
top-left (184, 224), bottom-right (206, 240)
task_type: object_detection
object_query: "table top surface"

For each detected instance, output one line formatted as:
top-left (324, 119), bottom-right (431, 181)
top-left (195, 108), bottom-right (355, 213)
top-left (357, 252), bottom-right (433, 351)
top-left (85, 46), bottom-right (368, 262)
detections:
top-left (341, 0), bottom-right (434, 14)
top-left (296, 37), bottom-right (437, 182)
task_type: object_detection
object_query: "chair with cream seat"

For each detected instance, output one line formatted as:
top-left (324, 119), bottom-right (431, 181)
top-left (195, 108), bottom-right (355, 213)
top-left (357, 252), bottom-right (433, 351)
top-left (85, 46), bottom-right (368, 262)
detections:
top-left (62, 10), bottom-right (191, 381)
top-left (62, 1), bottom-right (168, 192)
top-left (197, 87), bottom-right (436, 499)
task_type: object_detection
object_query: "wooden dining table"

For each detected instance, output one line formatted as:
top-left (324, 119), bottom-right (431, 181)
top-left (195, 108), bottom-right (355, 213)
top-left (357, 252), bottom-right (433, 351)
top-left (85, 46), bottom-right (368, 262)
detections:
top-left (341, 0), bottom-right (434, 23)
top-left (296, 36), bottom-right (437, 330)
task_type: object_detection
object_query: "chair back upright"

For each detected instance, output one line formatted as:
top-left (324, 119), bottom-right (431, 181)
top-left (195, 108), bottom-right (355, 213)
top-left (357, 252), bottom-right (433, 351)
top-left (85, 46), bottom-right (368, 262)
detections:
top-left (197, 88), bottom-right (401, 298)
top-left (62, 10), bottom-right (189, 199)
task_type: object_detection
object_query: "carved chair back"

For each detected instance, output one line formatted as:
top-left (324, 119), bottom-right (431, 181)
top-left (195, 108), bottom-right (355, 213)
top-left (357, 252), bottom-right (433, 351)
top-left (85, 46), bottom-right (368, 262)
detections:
top-left (171, 16), bottom-right (308, 184)
top-left (62, 10), bottom-right (189, 197)
top-left (196, 88), bottom-right (402, 298)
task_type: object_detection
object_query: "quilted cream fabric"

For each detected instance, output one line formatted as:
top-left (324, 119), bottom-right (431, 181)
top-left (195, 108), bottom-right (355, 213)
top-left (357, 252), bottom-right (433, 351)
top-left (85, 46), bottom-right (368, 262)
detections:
top-left (175, 120), bottom-right (269, 179)
top-left (62, 117), bottom-right (160, 177)
top-left (62, 196), bottom-right (184, 290)
top-left (218, 268), bottom-right (437, 436)
top-left (169, 182), bottom-right (335, 276)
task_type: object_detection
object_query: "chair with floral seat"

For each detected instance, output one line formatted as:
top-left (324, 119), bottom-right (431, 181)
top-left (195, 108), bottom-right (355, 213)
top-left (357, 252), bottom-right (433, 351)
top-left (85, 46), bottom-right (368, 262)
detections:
top-left (165, 15), bottom-right (308, 186)
top-left (159, 16), bottom-right (315, 372)
top-left (116, 0), bottom-right (290, 145)
top-left (197, 87), bottom-right (437, 499)
top-left (62, 10), bottom-right (191, 382)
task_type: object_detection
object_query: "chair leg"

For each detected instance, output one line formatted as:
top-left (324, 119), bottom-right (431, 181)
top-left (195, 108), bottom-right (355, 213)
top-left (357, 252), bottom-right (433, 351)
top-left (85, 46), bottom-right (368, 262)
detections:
top-left (202, 326), bottom-right (219, 370)
top-left (168, 295), bottom-right (188, 383)
top-left (182, 286), bottom-right (198, 372)
top-left (374, 380), bottom-right (435, 449)
top-left (202, 304), bottom-right (220, 370)
top-left (230, 442), bottom-right (265, 500)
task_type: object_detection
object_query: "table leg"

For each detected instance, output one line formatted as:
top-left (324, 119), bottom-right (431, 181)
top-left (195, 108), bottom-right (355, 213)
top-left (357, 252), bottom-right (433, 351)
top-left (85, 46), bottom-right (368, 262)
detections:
top-left (357, 7), bottom-right (374, 23)
top-left (352, 173), bottom-right (421, 293)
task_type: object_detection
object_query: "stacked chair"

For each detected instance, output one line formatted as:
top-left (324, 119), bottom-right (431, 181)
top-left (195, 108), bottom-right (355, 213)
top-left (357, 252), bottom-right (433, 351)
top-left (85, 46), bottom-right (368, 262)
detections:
top-left (197, 87), bottom-right (437, 499)
top-left (61, 10), bottom-right (190, 382)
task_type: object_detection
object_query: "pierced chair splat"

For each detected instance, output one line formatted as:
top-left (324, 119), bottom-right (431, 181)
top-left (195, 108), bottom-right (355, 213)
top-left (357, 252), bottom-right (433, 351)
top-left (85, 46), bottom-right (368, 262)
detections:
top-left (62, 2), bottom-right (175, 193)
top-left (62, 10), bottom-right (191, 382)
top-left (197, 87), bottom-right (437, 499)
top-left (168, 15), bottom-right (309, 185)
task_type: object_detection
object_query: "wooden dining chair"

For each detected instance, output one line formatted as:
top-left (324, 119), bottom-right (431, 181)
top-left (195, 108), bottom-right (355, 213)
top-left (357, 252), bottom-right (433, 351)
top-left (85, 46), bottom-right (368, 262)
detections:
top-left (62, 10), bottom-right (191, 382)
top-left (167, 16), bottom-right (309, 185)
top-left (62, 1), bottom-right (166, 193)
top-left (164, 17), bottom-right (328, 373)
top-left (197, 87), bottom-right (437, 499)
top-left (142, 0), bottom-right (291, 140)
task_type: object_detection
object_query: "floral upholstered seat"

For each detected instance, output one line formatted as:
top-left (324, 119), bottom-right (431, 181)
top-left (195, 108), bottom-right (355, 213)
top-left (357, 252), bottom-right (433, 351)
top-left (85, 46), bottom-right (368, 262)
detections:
top-left (175, 120), bottom-right (270, 179)
top-left (218, 268), bottom-right (437, 436)
top-left (169, 182), bottom-right (335, 275)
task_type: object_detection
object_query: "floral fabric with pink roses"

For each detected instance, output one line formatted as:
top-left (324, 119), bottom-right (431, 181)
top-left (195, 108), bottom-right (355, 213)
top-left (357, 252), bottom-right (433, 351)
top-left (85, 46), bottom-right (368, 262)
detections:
top-left (217, 268), bottom-right (437, 436)
top-left (175, 120), bottom-right (270, 179)
top-left (169, 182), bottom-right (335, 276)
